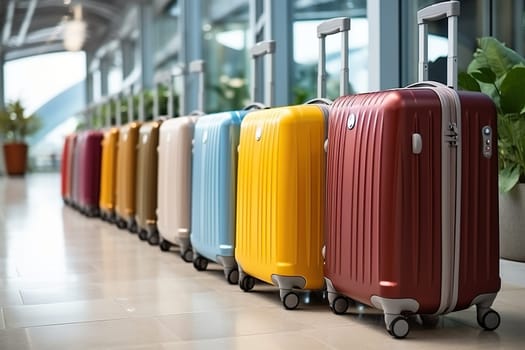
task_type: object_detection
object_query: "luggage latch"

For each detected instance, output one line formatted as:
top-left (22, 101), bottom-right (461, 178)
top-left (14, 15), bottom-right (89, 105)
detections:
top-left (481, 125), bottom-right (492, 158)
top-left (445, 123), bottom-right (458, 147)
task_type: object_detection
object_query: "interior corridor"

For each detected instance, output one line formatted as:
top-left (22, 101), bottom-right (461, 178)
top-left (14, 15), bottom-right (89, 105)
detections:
top-left (1, 173), bottom-right (524, 349)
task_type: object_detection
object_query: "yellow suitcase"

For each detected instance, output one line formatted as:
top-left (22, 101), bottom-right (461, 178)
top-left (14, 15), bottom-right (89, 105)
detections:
top-left (114, 121), bottom-right (142, 232)
top-left (235, 104), bottom-right (327, 309)
top-left (99, 127), bottom-right (119, 222)
top-left (235, 23), bottom-right (349, 309)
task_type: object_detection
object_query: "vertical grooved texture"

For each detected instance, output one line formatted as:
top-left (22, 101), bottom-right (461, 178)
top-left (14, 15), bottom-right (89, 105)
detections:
top-left (157, 117), bottom-right (195, 244)
top-left (325, 90), bottom-right (443, 312)
top-left (191, 112), bottom-right (245, 263)
top-left (236, 105), bottom-right (325, 290)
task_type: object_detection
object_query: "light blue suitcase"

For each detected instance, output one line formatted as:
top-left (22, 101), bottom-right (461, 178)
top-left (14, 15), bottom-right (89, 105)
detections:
top-left (190, 42), bottom-right (273, 284)
top-left (190, 110), bottom-right (249, 284)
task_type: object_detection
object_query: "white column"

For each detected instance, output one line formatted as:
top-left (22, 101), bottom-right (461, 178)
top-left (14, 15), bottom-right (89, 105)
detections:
top-left (368, 0), bottom-right (400, 91)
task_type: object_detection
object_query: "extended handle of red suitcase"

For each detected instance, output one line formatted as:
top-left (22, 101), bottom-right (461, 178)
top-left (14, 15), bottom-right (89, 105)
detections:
top-left (417, 1), bottom-right (460, 89)
top-left (250, 40), bottom-right (275, 107)
top-left (317, 17), bottom-right (350, 98)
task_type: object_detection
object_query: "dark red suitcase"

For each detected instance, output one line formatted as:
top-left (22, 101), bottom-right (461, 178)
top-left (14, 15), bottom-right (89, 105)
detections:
top-left (77, 130), bottom-right (103, 217)
top-left (324, 1), bottom-right (500, 338)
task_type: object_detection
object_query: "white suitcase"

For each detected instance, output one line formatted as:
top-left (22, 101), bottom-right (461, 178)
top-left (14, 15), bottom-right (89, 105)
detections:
top-left (157, 60), bottom-right (205, 261)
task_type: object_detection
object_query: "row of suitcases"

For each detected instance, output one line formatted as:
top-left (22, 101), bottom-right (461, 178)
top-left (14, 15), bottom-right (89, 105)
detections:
top-left (60, 1), bottom-right (501, 339)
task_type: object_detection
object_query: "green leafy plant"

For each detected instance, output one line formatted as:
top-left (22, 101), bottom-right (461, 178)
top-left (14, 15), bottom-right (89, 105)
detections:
top-left (0, 100), bottom-right (42, 143)
top-left (459, 37), bottom-right (525, 192)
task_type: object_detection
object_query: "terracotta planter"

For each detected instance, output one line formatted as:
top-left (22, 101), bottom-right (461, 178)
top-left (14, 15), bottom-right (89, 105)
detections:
top-left (3, 142), bottom-right (28, 176)
top-left (499, 183), bottom-right (525, 262)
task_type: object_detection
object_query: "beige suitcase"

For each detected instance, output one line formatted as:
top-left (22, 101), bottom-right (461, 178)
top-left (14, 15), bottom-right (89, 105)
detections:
top-left (157, 60), bottom-right (205, 261)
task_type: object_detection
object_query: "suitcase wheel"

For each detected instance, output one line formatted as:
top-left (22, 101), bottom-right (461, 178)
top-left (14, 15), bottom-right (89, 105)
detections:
top-left (240, 275), bottom-right (255, 292)
top-left (282, 291), bottom-right (300, 310)
top-left (116, 218), bottom-right (127, 230)
top-left (181, 248), bottom-right (193, 263)
top-left (477, 309), bottom-right (500, 331)
top-left (330, 296), bottom-right (349, 315)
top-left (159, 240), bottom-right (171, 252)
top-left (193, 256), bottom-right (208, 271)
top-left (147, 231), bottom-right (159, 246)
top-left (128, 221), bottom-right (138, 234)
top-left (138, 230), bottom-right (148, 241)
top-left (226, 269), bottom-right (239, 285)
top-left (388, 316), bottom-right (409, 339)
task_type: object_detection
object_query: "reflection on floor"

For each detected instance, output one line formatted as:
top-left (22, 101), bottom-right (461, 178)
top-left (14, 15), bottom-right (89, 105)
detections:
top-left (0, 173), bottom-right (524, 349)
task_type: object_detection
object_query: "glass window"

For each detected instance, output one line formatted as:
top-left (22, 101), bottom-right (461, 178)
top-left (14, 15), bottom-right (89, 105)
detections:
top-left (201, 0), bottom-right (250, 112)
top-left (293, 0), bottom-right (368, 100)
top-left (401, 0), bottom-right (525, 86)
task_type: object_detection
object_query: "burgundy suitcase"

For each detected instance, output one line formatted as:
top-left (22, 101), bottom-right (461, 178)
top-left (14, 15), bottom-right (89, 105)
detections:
top-left (77, 130), bottom-right (104, 217)
top-left (324, 2), bottom-right (500, 338)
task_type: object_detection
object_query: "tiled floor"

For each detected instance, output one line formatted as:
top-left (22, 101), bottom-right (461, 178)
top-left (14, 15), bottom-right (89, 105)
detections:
top-left (1, 173), bottom-right (524, 349)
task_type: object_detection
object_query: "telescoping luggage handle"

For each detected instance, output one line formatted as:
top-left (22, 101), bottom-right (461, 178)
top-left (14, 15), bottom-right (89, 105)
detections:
top-left (317, 17), bottom-right (350, 99)
top-left (188, 60), bottom-right (206, 114)
top-left (153, 70), bottom-right (174, 119)
top-left (249, 40), bottom-right (275, 108)
top-left (155, 60), bottom-right (205, 117)
top-left (417, 0), bottom-right (460, 89)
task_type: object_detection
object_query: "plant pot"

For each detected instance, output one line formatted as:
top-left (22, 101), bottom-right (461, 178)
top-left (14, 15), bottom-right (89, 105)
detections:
top-left (499, 183), bottom-right (525, 262)
top-left (3, 142), bottom-right (28, 176)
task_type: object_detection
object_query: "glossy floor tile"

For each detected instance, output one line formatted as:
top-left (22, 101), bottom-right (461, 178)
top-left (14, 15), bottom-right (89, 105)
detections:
top-left (0, 173), bottom-right (524, 349)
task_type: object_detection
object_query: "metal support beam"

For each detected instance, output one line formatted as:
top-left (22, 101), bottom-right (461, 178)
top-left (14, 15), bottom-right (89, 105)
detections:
top-left (100, 57), bottom-right (110, 97)
top-left (249, 0), bottom-right (292, 106)
top-left (121, 38), bottom-right (135, 80)
top-left (16, 0), bottom-right (38, 47)
top-left (85, 51), bottom-right (94, 106)
top-left (139, 2), bottom-right (154, 91)
top-left (0, 46), bottom-right (5, 110)
top-left (179, 0), bottom-right (202, 114)
top-left (514, 0), bottom-right (523, 55)
top-left (2, 0), bottom-right (16, 45)
top-left (400, 0), bottom-right (418, 86)
top-left (368, 0), bottom-right (400, 90)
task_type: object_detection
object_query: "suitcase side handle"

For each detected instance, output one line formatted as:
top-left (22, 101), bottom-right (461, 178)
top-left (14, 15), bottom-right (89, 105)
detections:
top-left (417, 1), bottom-right (460, 89)
top-left (317, 17), bottom-right (350, 98)
top-left (250, 40), bottom-right (275, 107)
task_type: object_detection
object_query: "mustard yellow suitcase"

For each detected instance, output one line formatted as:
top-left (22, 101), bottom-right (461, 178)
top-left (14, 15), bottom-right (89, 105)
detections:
top-left (235, 23), bottom-right (349, 309)
top-left (235, 104), bottom-right (328, 309)
top-left (115, 121), bottom-right (142, 232)
top-left (99, 127), bottom-right (119, 222)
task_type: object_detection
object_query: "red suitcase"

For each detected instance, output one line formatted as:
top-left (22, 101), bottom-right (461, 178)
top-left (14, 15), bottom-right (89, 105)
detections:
top-left (61, 133), bottom-right (77, 205)
top-left (77, 130), bottom-right (104, 217)
top-left (324, 1), bottom-right (500, 338)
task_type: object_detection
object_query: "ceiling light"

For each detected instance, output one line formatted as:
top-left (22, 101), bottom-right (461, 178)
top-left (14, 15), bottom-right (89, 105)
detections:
top-left (63, 4), bottom-right (86, 51)
top-left (63, 19), bottom-right (86, 51)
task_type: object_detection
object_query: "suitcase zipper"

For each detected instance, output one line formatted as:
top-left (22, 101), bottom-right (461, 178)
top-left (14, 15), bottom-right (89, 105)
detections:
top-left (437, 87), bottom-right (462, 315)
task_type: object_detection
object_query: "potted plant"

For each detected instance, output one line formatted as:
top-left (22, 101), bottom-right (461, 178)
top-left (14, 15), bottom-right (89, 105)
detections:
top-left (459, 37), bottom-right (525, 261)
top-left (0, 100), bottom-right (42, 176)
